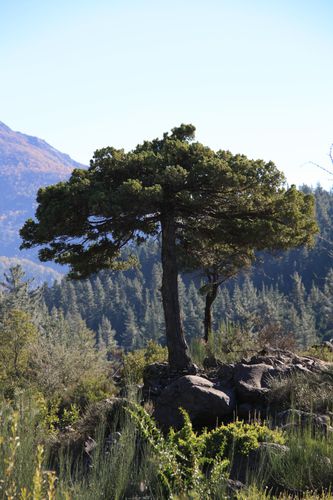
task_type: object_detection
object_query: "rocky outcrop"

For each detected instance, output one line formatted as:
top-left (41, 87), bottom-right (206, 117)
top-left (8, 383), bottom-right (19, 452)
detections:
top-left (153, 375), bottom-right (235, 429)
top-left (144, 348), bottom-right (332, 429)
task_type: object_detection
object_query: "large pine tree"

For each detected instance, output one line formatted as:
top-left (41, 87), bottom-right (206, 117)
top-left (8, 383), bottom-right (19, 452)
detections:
top-left (21, 125), bottom-right (317, 370)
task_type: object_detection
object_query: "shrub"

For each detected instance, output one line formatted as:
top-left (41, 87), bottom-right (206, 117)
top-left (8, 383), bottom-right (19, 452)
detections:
top-left (190, 322), bottom-right (257, 367)
top-left (202, 420), bottom-right (285, 460)
top-left (262, 425), bottom-right (333, 493)
top-left (127, 404), bottom-right (284, 497)
top-left (0, 400), bottom-right (58, 499)
top-left (304, 345), bottom-right (333, 363)
top-left (122, 340), bottom-right (167, 384)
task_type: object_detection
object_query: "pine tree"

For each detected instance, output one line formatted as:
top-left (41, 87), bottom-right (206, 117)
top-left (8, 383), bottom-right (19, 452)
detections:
top-left (0, 309), bottom-right (37, 380)
top-left (291, 272), bottom-right (307, 314)
top-left (122, 306), bottom-right (141, 350)
top-left (21, 125), bottom-right (317, 371)
top-left (97, 315), bottom-right (118, 352)
top-left (0, 265), bottom-right (42, 323)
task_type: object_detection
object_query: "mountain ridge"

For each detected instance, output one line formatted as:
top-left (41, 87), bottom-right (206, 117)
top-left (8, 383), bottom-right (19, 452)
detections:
top-left (0, 121), bottom-right (85, 176)
top-left (0, 121), bottom-right (88, 274)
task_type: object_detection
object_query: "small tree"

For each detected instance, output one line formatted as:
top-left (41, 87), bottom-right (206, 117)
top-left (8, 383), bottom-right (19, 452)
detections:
top-left (0, 309), bottom-right (37, 380)
top-left (0, 265), bottom-right (41, 319)
top-left (21, 125), bottom-right (317, 371)
top-left (179, 234), bottom-right (254, 341)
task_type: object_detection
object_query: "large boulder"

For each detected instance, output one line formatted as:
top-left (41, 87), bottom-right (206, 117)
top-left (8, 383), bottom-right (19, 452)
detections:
top-left (153, 375), bottom-right (235, 430)
top-left (233, 363), bottom-right (280, 403)
top-left (142, 361), bottom-right (198, 400)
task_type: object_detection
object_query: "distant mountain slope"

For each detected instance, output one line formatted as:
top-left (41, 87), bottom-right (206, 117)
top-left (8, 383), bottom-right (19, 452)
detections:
top-left (0, 121), bottom-right (87, 272)
top-left (0, 256), bottom-right (62, 285)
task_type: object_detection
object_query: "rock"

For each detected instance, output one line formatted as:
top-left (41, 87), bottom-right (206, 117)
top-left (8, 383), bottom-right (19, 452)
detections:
top-left (276, 409), bottom-right (333, 433)
top-left (233, 363), bottom-right (277, 403)
top-left (142, 362), bottom-right (199, 400)
top-left (216, 363), bottom-right (235, 385)
top-left (142, 362), bottom-right (175, 400)
top-left (225, 479), bottom-right (245, 497)
top-left (230, 442), bottom-right (289, 483)
top-left (322, 341), bottom-right (333, 352)
top-left (142, 349), bottom-right (333, 431)
top-left (154, 375), bottom-right (235, 429)
top-left (203, 355), bottom-right (222, 369)
top-left (237, 402), bottom-right (264, 418)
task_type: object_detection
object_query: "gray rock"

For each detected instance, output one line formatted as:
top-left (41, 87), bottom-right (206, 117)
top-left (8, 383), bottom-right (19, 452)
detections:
top-left (233, 363), bottom-right (276, 403)
top-left (142, 362), bottom-right (174, 400)
top-left (276, 409), bottom-right (333, 433)
top-left (216, 363), bottom-right (235, 385)
top-left (225, 479), bottom-right (245, 497)
top-left (154, 375), bottom-right (235, 429)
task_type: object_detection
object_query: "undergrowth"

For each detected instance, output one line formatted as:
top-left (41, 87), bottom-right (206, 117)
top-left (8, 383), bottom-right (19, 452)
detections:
top-left (1, 392), bottom-right (333, 498)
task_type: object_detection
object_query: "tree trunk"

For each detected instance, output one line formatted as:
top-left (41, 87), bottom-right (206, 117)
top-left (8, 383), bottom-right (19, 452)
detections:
top-left (204, 277), bottom-right (219, 342)
top-left (161, 214), bottom-right (194, 372)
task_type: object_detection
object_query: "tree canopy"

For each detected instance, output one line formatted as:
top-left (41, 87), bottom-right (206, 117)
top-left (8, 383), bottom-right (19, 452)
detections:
top-left (20, 124), bottom-right (318, 370)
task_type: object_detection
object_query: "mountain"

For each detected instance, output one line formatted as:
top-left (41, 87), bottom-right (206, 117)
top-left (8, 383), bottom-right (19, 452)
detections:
top-left (0, 121), bottom-right (87, 275)
top-left (0, 256), bottom-right (62, 285)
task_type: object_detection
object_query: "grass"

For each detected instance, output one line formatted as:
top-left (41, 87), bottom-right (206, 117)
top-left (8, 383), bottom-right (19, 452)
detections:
top-left (2, 390), bottom-right (333, 498)
top-left (189, 321), bottom-right (257, 367)
top-left (268, 369), bottom-right (333, 414)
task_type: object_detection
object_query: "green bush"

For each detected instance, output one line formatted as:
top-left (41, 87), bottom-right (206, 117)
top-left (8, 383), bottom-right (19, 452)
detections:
top-left (122, 340), bottom-right (168, 384)
top-left (1, 394), bottom-right (333, 499)
top-left (304, 345), bottom-right (333, 363)
top-left (127, 404), bottom-right (285, 497)
top-left (202, 420), bottom-right (285, 460)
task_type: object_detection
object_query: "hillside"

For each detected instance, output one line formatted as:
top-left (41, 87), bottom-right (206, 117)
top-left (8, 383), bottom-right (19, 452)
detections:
top-left (0, 121), bottom-right (87, 262)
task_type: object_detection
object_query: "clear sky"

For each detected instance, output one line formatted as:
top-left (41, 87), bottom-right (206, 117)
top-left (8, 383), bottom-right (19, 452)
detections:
top-left (1, 0), bottom-right (333, 188)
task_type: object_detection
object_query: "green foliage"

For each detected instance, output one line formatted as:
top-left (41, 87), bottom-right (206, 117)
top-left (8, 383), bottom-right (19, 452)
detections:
top-left (236, 487), bottom-right (333, 499)
top-left (0, 399), bottom-right (57, 499)
top-left (1, 394), bottom-right (333, 498)
top-left (37, 394), bottom-right (60, 433)
top-left (62, 404), bottom-right (81, 428)
top-left (0, 308), bottom-right (37, 384)
top-left (167, 409), bottom-right (207, 492)
top-left (41, 240), bottom-right (331, 352)
top-left (29, 308), bottom-right (116, 410)
top-left (122, 340), bottom-right (168, 384)
top-left (0, 265), bottom-right (41, 317)
top-left (250, 418), bottom-right (333, 495)
top-left (66, 375), bottom-right (115, 409)
top-left (202, 420), bottom-right (285, 460)
top-left (190, 321), bottom-right (257, 366)
top-left (126, 402), bottom-right (183, 496)
top-left (304, 345), bottom-right (333, 362)
top-left (127, 404), bottom-right (284, 497)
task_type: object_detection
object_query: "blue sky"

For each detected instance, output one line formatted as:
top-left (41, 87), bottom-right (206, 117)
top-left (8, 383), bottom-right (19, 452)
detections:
top-left (1, 0), bottom-right (333, 187)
